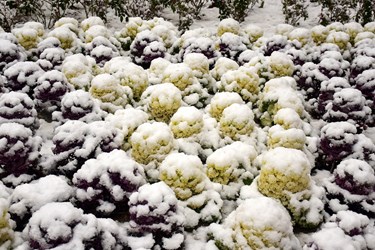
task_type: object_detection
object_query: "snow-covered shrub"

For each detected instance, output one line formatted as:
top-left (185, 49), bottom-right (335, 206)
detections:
top-left (262, 34), bottom-right (288, 56)
top-left (324, 159), bottom-right (375, 216)
top-left (243, 24), bottom-right (264, 43)
top-left (45, 120), bottom-right (123, 177)
top-left (216, 32), bottom-right (246, 61)
top-left (304, 210), bottom-right (375, 249)
top-left (61, 54), bottom-right (94, 90)
top-left (130, 122), bottom-right (175, 167)
top-left (268, 51), bottom-right (295, 77)
top-left (170, 106), bottom-right (203, 138)
top-left (9, 175), bottom-right (74, 230)
top-left (0, 123), bottom-right (41, 179)
top-left (0, 38), bottom-right (25, 73)
top-left (208, 92), bottom-right (244, 120)
top-left (267, 125), bottom-right (306, 150)
top-left (317, 77), bottom-right (351, 115)
top-left (33, 70), bottom-right (72, 117)
top-left (355, 69), bottom-right (375, 125)
top-left (311, 25), bottom-right (329, 45)
top-left (113, 62), bottom-right (149, 101)
top-left (273, 108), bottom-right (304, 129)
top-left (81, 16), bottom-right (105, 32)
top-left (130, 30), bottom-right (166, 69)
top-left (162, 63), bottom-right (195, 91)
top-left (344, 22), bottom-right (364, 43)
top-left (206, 141), bottom-right (258, 196)
top-left (105, 108), bottom-right (149, 149)
top-left (349, 56), bottom-right (375, 84)
top-left (143, 83), bottom-right (182, 122)
top-left (12, 24), bottom-right (42, 51)
top-left (128, 182), bottom-right (185, 250)
top-left (209, 197), bottom-right (300, 249)
top-left (159, 153), bottom-right (207, 200)
top-left (318, 57), bottom-right (347, 79)
top-left (183, 53), bottom-right (216, 92)
top-left (322, 88), bottom-right (371, 130)
top-left (319, 121), bottom-right (358, 170)
top-left (3, 61), bottom-right (44, 95)
top-left (258, 77), bottom-right (304, 126)
top-left (282, 0), bottom-right (308, 25)
top-left (48, 26), bottom-right (79, 51)
top-left (85, 36), bottom-right (120, 67)
top-left (84, 24), bottom-right (111, 44)
top-left (326, 31), bottom-right (351, 51)
top-left (219, 103), bottom-right (256, 140)
top-left (73, 150), bottom-right (146, 216)
top-left (37, 47), bottom-right (66, 71)
top-left (210, 57), bottom-right (239, 81)
top-left (52, 90), bottom-right (106, 123)
top-left (178, 36), bottom-right (219, 68)
top-left (349, 134), bottom-right (375, 169)
top-left (0, 183), bottom-right (13, 247)
top-left (217, 18), bottom-right (240, 37)
top-left (0, 92), bottom-right (38, 129)
top-left (89, 73), bottom-right (132, 112)
top-left (115, 17), bottom-right (146, 50)
top-left (256, 147), bottom-right (324, 228)
top-left (218, 66), bottom-right (260, 103)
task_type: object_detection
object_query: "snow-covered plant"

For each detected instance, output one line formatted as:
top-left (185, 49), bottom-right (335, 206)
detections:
top-left (256, 147), bottom-right (324, 228)
top-left (52, 90), bottom-right (106, 123)
top-left (169, 0), bottom-right (208, 31)
top-left (243, 24), bottom-right (264, 43)
top-left (3, 61), bottom-right (44, 95)
top-left (349, 56), bottom-right (375, 84)
top-left (268, 51), bottom-right (295, 77)
top-left (143, 83), bottom-right (182, 122)
top-left (38, 47), bottom-right (66, 71)
top-left (288, 28), bottom-right (312, 47)
top-left (304, 210), bottom-right (375, 249)
top-left (130, 30), bottom-right (167, 69)
top-left (311, 25), bottom-right (329, 45)
top-left (114, 17), bottom-right (146, 50)
top-left (319, 121), bottom-right (358, 170)
top-left (130, 122), bottom-right (175, 167)
top-left (183, 53), bottom-right (216, 91)
top-left (80, 16), bottom-right (105, 32)
top-left (218, 67), bottom-right (260, 102)
top-left (128, 182), bottom-right (185, 250)
top-left (61, 54), bottom-right (94, 90)
top-left (85, 36), bottom-right (119, 67)
top-left (12, 23), bottom-right (43, 51)
top-left (0, 123), bottom-right (41, 179)
top-left (9, 175), bottom-right (74, 230)
top-left (113, 62), bottom-right (149, 101)
top-left (318, 57), bottom-right (347, 79)
top-left (209, 197), bottom-right (300, 249)
top-left (219, 103), bottom-right (256, 140)
top-left (267, 125), bottom-right (306, 150)
top-left (262, 34), bottom-right (289, 56)
top-left (170, 106), bottom-right (203, 138)
top-left (0, 182), bottom-right (13, 247)
top-left (162, 63), bottom-right (195, 91)
top-left (206, 141), bottom-right (258, 196)
top-left (355, 69), bottom-right (375, 125)
top-left (324, 159), bottom-right (375, 216)
top-left (326, 31), bottom-right (351, 51)
top-left (210, 57), bottom-right (239, 81)
top-left (282, 0), bottom-right (308, 25)
top-left (317, 77), bottom-right (351, 115)
top-left (45, 120), bottom-right (123, 177)
top-left (84, 24), bottom-right (111, 43)
top-left (73, 150), bottom-right (146, 216)
top-left (208, 92), bottom-right (244, 120)
top-left (159, 153), bottom-right (207, 200)
top-left (216, 32), bottom-right (246, 61)
top-left (0, 38), bottom-right (25, 73)
top-left (273, 108), bottom-right (304, 129)
top-left (322, 88), bottom-right (371, 130)
top-left (48, 26), bottom-right (79, 51)
top-left (33, 70), bottom-right (72, 117)
top-left (105, 108), bottom-right (149, 149)
top-left (178, 36), bottom-right (219, 68)
top-left (0, 92), bottom-right (38, 129)
top-left (258, 77), bottom-right (304, 126)
top-left (89, 73), bottom-right (132, 112)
